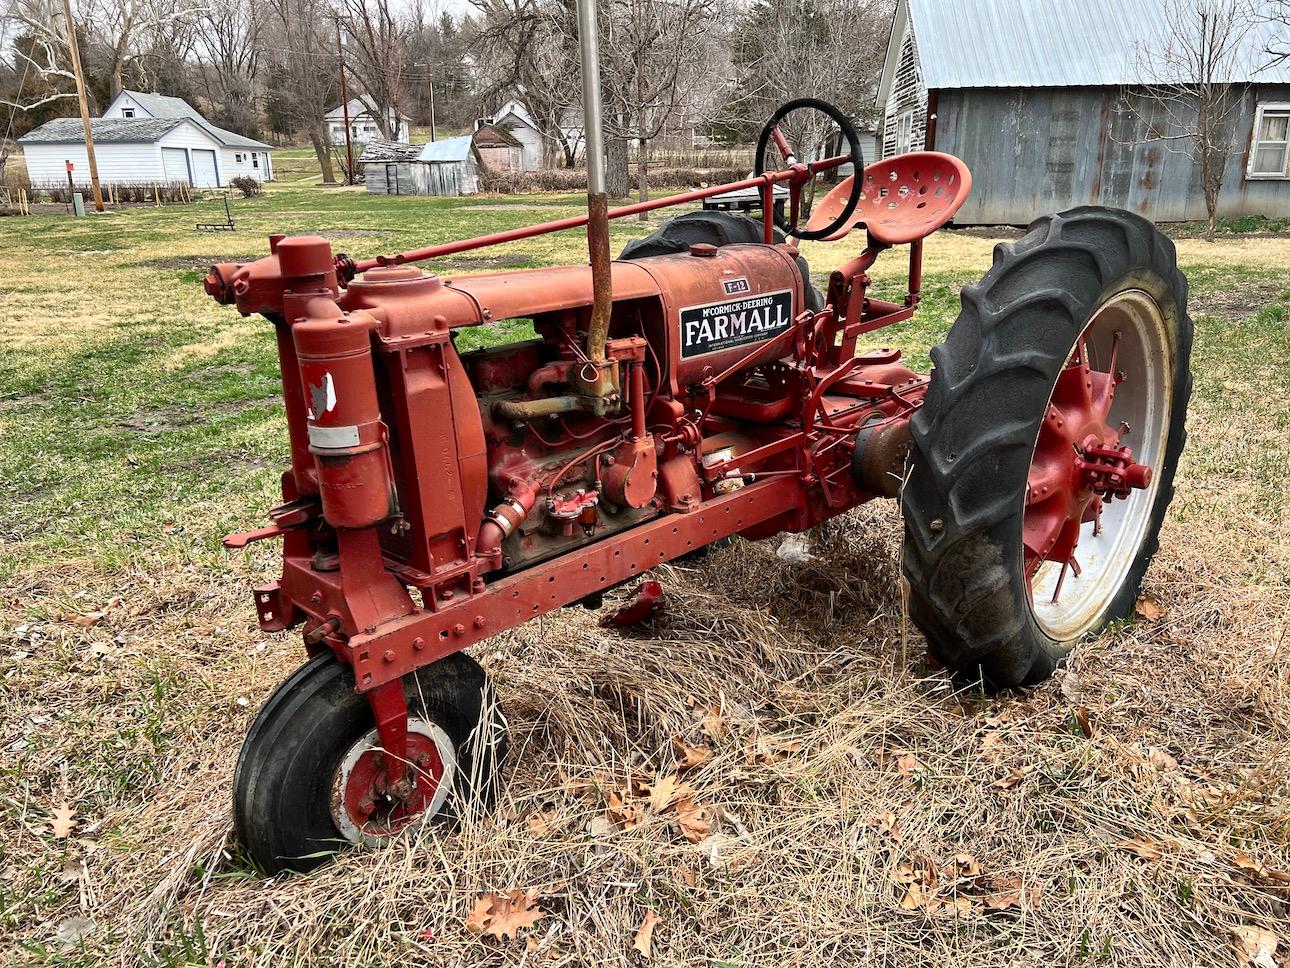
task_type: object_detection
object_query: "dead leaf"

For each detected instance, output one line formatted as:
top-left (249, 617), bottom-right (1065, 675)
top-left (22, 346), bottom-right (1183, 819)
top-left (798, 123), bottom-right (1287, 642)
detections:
top-left (64, 611), bottom-right (104, 628)
top-left (1135, 595), bottom-right (1166, 622)
top-left (674, 865), bottom-right (696, 887)
top-left (671, 736), bottom-right (712, 770)
top-left (698, 707), bottom-right (728, 739)
top-left (465, 890), bottom-right (544, 941)
top-left (465, 896), bottom-right (493, 936)
top-left (900, 881), bottom-right (936, 912)
top-left (869, 812), bottom-right (901, 840)
top-left (54, 916), bottom-right (95, 948)
top-left (51, 803), bottom-right (76, 838)
top-left (897, 752), bottom-right (924, 777)
top-left (647, 775), bottom-right (693, 814)
top-left (992, 768), bottom-right (1026, 790)
top-left (633, 910), bottom-right (661, 958)
top-left (953, 853), bottom-right (981, 877)
top-left (606, 790), bottom-right (644, 830)
top-left (1115, 836), bottom-right (1164, 861)
top-left (1146, 747), bottom-right (1179, 771)
top-left (1234, 851), bottom-right (1264, 877)
top-left (674, 798), bottom-right (711, 843)
top-left (1234, 925), bottom-right (1280, 968)
top-left (981, 876), bottom-right (1022, 910)
top-left (1073, 706), bottom-right (1093, 738)
top-left (526, 808), bottom-right (557, 836)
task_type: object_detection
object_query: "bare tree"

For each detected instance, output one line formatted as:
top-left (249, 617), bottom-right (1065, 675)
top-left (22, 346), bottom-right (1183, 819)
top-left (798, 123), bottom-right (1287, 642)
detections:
top-left (599, 0), bottom-right (719, 205)
top-left (263, 0), bottom-right (340, 182)
top-left (192, 0), bottom-right (261, 135)
top-left (1125, 0), bottom-right (1254, 240)
top-left (726, 0), bottom-right (892, 138)
top-left (338, 0), bottom-right (410, 141)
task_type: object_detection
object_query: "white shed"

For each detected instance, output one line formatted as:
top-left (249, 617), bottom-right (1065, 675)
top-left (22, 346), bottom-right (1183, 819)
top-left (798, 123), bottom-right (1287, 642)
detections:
top-left (18, 117), bottom-right (235, 188)
top-left (103, 90), bottom-right (273, 182)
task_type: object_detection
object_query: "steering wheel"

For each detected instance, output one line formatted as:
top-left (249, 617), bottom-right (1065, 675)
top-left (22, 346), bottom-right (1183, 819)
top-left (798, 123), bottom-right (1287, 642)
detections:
top-left (754, 97), bottom-right (865, 241)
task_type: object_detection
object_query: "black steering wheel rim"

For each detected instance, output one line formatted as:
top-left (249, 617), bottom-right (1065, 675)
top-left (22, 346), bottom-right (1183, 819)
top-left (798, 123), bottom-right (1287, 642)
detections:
top-left (754, 97), bottom-right (865, 242)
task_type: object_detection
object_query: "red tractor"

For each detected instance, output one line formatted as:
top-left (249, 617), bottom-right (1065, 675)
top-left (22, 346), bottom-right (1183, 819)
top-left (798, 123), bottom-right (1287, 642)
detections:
top-left (205, 99), bottom-right (1191, 874)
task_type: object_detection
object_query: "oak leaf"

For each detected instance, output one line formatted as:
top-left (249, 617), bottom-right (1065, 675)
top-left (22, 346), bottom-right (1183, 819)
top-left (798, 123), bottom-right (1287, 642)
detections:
top-left (526, 808), bottom-right (557, 836)
top-left (671, 737), bottom-right (712, 770)
top-left (51, 803), bottom-right (76, 838)
top-left (633, 910), bottom-right (661, 959)
top-left (1234, 926), bottom-right (1279, 968)
top-left (897, 752), bottom-right (924, 777)
top-left (646, 775), bottom-right (693, 814)
top-left (1135, 595), bottom-right (1166, 622)
top-left (1115, 837), bottom-right (1164, 861)
top-left (979, 874), bottom-right (1023, 910)
top-left (466, 890), bottom-right (544, 941)
top-left (674, 798), bottom-right (711, 843)
top-left (606, 790), bottom-right (643, 830)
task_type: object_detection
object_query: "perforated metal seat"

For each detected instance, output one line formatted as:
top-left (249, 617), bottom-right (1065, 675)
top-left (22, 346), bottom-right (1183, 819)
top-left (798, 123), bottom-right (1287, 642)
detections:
top-left (804, 151), bottom-right (973, 245)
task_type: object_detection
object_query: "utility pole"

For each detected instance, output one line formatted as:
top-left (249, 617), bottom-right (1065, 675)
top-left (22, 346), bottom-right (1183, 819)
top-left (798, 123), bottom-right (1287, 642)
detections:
top-left (61, 0), bottom-right (103, 212)
top-left (335, 19), bottom-right (355, 185)
top-left (428, 79), bottom-right (436, 142)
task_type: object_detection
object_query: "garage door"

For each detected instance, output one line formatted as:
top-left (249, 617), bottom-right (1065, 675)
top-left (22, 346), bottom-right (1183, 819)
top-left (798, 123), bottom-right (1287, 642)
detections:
top-left (190, 149), bottom-right (219, 187)
top-left (161, 147), bottom-right (190, 184)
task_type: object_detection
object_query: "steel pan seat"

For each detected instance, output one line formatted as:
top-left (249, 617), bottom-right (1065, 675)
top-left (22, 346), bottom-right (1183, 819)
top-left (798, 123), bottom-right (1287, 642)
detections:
top-left (804, 151), bottom-right (973, 244)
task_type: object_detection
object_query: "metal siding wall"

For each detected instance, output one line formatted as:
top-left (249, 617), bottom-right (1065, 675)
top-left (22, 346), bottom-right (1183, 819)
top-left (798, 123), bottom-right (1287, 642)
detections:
top-left (935, 86), bottom-right (1290, 224)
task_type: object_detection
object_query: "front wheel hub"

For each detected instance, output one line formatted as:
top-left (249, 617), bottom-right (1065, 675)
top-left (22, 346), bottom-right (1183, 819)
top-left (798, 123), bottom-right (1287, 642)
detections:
top-left (330, 718), bottom-right (457, 845)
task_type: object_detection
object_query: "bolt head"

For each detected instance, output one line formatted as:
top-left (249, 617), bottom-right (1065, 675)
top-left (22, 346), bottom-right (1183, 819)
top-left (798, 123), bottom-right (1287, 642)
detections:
top-left (452, 623), bottom-right (466, 636)
top-left (383, 649), bottom-right (396, 662)
top-left (412, 636), bottom-right (425, 651)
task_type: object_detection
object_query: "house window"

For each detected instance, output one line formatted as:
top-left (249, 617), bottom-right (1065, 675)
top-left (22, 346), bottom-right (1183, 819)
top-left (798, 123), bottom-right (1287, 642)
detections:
top-left (1249, 103), bottom-right (1290, 178)
top-left (235, 153), bottom-right (243, 162)
top-left (122, 108), bottom-right (135, 118)
top-left (894, 110), bottom-right (914, 155)
top-left (252, 153), bottom-right (259, 168)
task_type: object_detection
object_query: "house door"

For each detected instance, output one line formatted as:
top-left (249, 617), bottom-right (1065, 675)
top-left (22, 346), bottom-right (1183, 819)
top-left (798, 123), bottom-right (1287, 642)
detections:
top-left (385, 164), bottom-right (399, 195)
top-left (161, 147), bottom-right (191, 184)
top-left (191, 149), bottom-right (220, 187)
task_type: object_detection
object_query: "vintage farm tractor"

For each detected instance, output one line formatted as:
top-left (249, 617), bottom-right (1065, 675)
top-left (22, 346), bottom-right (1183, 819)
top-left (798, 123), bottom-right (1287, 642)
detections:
top-left (205, 98), bottom-right (1191, 874)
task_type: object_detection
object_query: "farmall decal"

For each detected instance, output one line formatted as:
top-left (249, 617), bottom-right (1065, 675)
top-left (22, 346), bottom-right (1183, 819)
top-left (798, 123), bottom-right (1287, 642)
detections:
top-left (679, 289), bottom-right (793, 359)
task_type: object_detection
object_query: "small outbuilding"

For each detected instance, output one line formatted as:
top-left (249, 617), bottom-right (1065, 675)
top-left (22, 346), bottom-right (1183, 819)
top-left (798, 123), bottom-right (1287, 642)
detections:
top-left (472, 124), bottom-right (522, 172)
top-left (360, 135), bottom-right (481, 196)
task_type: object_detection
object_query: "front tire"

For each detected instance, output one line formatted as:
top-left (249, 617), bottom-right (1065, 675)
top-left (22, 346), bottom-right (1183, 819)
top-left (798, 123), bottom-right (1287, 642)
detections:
top-left (233, 652), bottom-right (506, 874)
top-left (901, 207), bottom-right (1192, 688)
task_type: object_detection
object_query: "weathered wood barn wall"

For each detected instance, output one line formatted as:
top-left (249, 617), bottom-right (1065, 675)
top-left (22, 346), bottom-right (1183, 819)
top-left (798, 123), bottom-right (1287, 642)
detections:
top-left (878, 0), bottom-right (1290, 225)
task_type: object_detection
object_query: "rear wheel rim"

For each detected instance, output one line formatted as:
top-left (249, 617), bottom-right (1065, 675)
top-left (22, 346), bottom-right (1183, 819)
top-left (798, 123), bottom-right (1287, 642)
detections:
top-left (330, 718), bottom-right (457, 846)
top-left (1023, 289), bottom-right (1172, 640)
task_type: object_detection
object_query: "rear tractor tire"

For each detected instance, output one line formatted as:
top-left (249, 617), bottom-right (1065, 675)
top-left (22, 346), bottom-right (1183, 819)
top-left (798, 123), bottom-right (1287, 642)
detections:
top-left (902, 207), bottom-right (1192, 689)
top-left (233, 652), bottom-right (507, 875)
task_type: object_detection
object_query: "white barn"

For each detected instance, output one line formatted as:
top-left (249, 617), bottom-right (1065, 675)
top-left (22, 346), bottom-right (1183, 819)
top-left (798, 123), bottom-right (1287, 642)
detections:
top-left (103, 90), bottom-right (273, 183)
top-left (18, 89), bottom-right (273, 189)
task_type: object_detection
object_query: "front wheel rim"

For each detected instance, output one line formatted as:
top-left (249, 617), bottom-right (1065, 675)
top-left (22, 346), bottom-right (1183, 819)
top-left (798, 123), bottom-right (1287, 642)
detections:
top-left (1023, 289), bottom-right (1173, 641)
top-left (330, 718), bottom-right (458, 846)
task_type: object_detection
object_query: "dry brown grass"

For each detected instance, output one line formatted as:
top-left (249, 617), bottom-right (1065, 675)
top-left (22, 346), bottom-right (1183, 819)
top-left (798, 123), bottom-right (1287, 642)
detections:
top-left (1, 201), bottom-right (1289, 967)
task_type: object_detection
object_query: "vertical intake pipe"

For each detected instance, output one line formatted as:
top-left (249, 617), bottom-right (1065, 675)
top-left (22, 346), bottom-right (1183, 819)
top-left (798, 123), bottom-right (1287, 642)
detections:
top-left (575, 0), bottom-right (613, 365)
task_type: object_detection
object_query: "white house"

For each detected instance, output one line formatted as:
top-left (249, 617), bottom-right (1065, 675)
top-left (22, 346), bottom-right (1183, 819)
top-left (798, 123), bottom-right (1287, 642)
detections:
top-left (18, 89), bottom-right (273, 189)
top-left (103, 90), bottom-right (273, 183)
top-left (485, 99), bottom-right (584, 170)
top-left (327, 98), bottom-right (412, 145)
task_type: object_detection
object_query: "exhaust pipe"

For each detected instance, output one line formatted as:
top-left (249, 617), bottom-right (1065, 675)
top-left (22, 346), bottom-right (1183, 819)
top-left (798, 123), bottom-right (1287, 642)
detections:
top-left (575, 0), bottom-right (613, 367)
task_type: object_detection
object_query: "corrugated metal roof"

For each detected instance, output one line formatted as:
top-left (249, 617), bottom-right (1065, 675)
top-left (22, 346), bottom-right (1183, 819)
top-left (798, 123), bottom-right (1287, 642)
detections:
top-left (417, 135), bottom-right (475, 163)
top-left (909, 0), bottom-right (1290, 89)
top-left (18, 117), bottom-right (185, 144)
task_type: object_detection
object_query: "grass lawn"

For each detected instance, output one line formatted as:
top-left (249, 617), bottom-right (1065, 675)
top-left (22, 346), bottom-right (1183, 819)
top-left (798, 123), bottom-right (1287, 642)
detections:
top-left (1, 183), bottom-right (1288, 967)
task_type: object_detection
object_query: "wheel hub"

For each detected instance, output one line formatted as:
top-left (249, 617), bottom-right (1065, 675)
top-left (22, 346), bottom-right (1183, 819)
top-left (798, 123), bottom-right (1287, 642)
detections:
top-left (330, 719), bottom-right (457, 845)
top-left (1022, 289), bottom-right (1171, 638)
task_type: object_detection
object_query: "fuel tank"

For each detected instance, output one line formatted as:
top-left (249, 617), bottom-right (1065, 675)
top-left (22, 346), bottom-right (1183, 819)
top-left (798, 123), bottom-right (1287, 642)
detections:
top-left (629, 242), bottom-right (805, 387)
